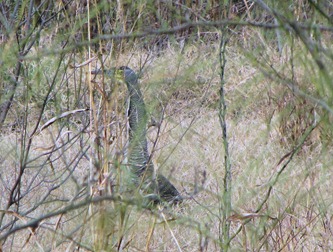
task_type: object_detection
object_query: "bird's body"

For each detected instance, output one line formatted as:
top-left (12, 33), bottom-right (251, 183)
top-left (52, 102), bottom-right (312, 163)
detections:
top-left (119, 66), bottom-right (182, 204)
top-left (93, 66), bottom-right (182, 204)
top-left (122, 67), bottom-right (151, 176)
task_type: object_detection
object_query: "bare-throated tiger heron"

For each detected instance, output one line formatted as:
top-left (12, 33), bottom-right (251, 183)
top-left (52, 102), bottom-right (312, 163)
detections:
top-left (92, 66), bottom-right (182, 204)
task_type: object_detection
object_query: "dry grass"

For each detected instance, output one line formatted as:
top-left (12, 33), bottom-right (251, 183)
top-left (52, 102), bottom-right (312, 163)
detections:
top-left (1, 37), bottom-right (333, 251)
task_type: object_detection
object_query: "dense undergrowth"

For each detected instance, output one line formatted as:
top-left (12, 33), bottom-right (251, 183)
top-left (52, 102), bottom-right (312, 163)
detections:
top-left (1, 1), bottom-right (333, 251)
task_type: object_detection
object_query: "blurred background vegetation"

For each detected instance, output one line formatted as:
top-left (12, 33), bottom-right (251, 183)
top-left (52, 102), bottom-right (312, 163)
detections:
top-left (1, 0), bottom-right (333, 251)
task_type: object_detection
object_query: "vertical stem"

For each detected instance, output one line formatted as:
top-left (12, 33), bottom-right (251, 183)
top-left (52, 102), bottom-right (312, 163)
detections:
top-left (86, 1), bottom-right (100, 189)
top-left (274, 17), bottom-right (283, 56)
top-left (87, 0), bottom-right (93, 191)
top-left (219, 27), bottom-right (231, 251)
top-left (86, 0), bottom-right (96, 245)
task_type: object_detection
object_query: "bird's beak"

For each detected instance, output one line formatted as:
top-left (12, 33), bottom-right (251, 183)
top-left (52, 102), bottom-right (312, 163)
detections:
top-left (91, 67), bottom-right (117, 76)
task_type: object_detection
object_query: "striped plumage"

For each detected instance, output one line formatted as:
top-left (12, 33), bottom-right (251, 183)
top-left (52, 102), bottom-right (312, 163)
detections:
top-left (119, 66), bottom-right (182, 204)
top-left (120, 66), bottom-right (151, 176)
top-left (93, 66), bottom-right (182, 204)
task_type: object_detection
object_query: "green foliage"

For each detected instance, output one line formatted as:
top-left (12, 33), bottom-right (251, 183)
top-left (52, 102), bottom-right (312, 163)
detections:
top-left (1, 0), bottom-right (333, 251)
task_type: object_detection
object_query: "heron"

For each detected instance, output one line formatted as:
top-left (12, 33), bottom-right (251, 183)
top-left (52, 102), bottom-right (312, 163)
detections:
top-left (92, 66), bottom-right (182, 204)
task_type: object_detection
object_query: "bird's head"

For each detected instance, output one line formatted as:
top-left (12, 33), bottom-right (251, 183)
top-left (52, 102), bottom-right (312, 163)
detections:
top-left (115, 66), bottom-right (138, 88)
top-left (92, 66), bottom-right (138, 88)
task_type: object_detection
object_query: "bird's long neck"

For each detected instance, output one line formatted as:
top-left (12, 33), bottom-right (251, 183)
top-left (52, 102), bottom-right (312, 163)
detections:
top-left (126, 83), bottom-right (152, 175)
top-left (123, 70), bottom-right (181, 204)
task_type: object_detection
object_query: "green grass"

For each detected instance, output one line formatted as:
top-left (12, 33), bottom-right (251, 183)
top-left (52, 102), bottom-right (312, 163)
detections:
top-left (1, 35), bottom-right (333, 251)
